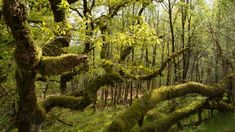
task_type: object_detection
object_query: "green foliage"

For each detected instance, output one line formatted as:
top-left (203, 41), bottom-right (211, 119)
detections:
top-left (42, 106), bottom-right (126, 131)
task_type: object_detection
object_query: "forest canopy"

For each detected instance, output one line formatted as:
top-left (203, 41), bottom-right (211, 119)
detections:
top-left (0, 0), bottom-right (235, 132)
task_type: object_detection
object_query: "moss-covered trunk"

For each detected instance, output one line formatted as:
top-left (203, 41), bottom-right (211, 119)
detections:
top-left (15, 71), bottom-right (45, 132)
top-left (3, 0), bottom-right (87, 131)
top-left (3, 0), bottom-right (45, 131)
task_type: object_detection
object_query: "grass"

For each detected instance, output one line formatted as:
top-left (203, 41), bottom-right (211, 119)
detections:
top-left (42, 105), bottom-right (126, 132)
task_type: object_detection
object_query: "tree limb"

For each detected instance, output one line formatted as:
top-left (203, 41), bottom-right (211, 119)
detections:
top-left (139, 98), bottom-right (207, 132)
top-left (39, 54), bottom-right (87, 76)
top-left (119, 47), bottom-right (190, 80)
top-left (107, 74), bottom-right (234, 131)
top-left (43, 72), bottom-right (122, 112)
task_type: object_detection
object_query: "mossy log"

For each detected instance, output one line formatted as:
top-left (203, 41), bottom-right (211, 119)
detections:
top-left (39, 54), bottom-right (87, 76)
top-left (107, 75), bottom-right (234, 131)
top-left (42, 37), bottom-right (70, 56)
top-left (203, 99), bottom-right (234, 112)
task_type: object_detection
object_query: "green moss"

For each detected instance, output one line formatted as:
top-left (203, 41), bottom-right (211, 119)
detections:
top-left (107, 119), bottom-right (125, 132)
top-left (39, 54), bottom-right (87, 76)
top-left (140, 98), bottom-right (207, 131)
top-left (108, 81), bottom-right (228, 131)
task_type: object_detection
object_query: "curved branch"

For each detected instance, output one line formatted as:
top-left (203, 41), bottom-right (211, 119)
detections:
top-left (43, 72), bottom-right (122, 112)
top-left (120, 47), bottom-right (190, 80)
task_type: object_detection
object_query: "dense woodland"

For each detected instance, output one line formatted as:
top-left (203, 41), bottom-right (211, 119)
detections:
top-left (0, 0), bottom-right (235, 131)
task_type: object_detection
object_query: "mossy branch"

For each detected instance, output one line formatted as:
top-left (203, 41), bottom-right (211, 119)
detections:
top-left (42, 96), bottom-right (91, 112)
top-left (84, 72), bottom-right (122, 101)
top-left (39, 54), bottom-right (87, 76)
top-left (107, 75), bottom-right (234, 131)
top-left (140, 98), bottom-right (234, 131)
top-left (44, 72), bottom-right (122, 112)
top-left (139, 98), bottom-right (207, 132)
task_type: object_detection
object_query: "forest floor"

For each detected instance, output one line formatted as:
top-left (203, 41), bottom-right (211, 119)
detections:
top-left (40, 102), bottom-right (235, 132)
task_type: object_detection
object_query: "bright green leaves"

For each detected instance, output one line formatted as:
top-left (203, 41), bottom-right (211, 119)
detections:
top-left (108, 21), bottom-right (161, 48)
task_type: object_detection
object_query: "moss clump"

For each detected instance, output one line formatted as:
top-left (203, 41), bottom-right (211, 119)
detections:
top-left (39, 54), bottom-right (87, 76)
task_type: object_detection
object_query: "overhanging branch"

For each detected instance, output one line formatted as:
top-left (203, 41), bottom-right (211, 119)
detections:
top-left (39, 54), bottom-right (87, 76)
top-left (119, 47), bottom-right (190, 80)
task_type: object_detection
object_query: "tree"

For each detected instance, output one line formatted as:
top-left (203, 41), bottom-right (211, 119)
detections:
top-left (2, 0), bottom-right (86, 131)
